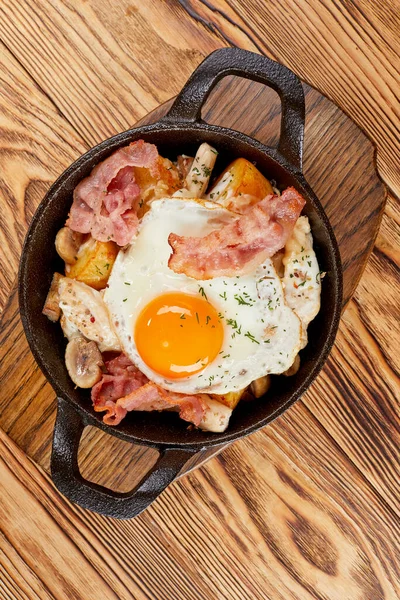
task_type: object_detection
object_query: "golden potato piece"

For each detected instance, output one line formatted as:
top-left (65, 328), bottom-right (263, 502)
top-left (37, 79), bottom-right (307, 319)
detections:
top-left (250, 375), bottom-right (271, 398)
top-left (135, 157), bottom-right (181, 218)
top-left (67, 237), bottom-right (118, 290)
top-left (283, 354), bottom-right (300, 376)
top-left (211, 387), bottom-right (247, 410)
top-left (42, 272), bottom-right (63, 322)
top-left (207, 157), bottom-right (273, 212)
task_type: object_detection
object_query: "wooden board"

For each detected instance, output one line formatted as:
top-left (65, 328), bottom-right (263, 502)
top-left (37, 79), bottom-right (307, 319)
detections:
top-left (0, 77), bottom-right (386, 491)
top-left (0, 0), bottom-right (399, 598)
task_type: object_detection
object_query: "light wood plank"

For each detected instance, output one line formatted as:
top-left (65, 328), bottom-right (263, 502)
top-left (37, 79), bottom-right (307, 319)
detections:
top-left (0, 0), bottom-right (219, 145)
top-left (0, 41), bottom-right (87, 310)
top-left (0, 73), bottom-right (387, 492)
top-left (180, 0), bottom-right (400, 195)
top-left (0, 417), bottom-right (399, 600)
top-left (0, 1), bottom-right (398, 599)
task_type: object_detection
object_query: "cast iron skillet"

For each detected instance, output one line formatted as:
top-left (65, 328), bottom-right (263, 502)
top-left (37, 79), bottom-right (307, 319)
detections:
top-left (19, 48), bottom-right (342, 519)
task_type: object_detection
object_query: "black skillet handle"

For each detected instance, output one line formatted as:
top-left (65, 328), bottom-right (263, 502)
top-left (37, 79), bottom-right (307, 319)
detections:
top-left (160, 47), bottom-right (305, 172)
top-left (51, 397), bottom-right (197, 519)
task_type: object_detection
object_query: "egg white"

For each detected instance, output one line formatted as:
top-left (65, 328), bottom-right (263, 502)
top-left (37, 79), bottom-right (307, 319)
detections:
top-left (282, 216), bottom-right (321, 348)
top-left (104, 198), bottom-right (302, 394)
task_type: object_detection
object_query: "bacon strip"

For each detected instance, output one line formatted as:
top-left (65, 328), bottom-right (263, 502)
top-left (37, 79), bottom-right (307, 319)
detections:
top-left (91, 354), bottom-right (206, 427)
top-left (103, 382), bottom-right (206, 427)
top-left (67, 140), bottom-right (159, 246)
top-left (168, 187), bottom-right (306, 279)
top-left (91, 354), bottom-right (148, 423)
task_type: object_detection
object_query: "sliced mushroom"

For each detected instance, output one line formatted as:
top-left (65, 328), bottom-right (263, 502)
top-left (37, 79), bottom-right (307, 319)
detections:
top-left (250, 375), bottom-right (271, 398)
top-left (55, 227), bottom-right (84, 265)
top-left (42, 272), bottom-right (64, 322)
top-left (65, 336), bottom-right (103, 388)
top-left (283, 354), bottom-right (300, 377)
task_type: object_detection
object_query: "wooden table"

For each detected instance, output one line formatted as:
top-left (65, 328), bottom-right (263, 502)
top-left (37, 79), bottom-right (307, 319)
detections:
top-left (0, 1), bottom-right (399, 599)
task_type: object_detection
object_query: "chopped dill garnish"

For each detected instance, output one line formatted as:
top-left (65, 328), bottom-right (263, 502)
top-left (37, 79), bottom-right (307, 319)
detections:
top-left (234, 294), bottom-right (252, 306)
top-left (198, 286), bottom-right (208, 300)
top-left (245, 331), bottom-right (259, 344)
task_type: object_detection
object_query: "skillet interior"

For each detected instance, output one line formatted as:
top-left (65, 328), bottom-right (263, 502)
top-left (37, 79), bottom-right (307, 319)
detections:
top-left (19, 124), bottom-right (342, 448)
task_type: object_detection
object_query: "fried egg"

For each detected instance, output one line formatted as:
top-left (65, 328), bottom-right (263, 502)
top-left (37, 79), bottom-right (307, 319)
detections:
top-left (104, 198), bottom-right (302, 394)
top-left (282, 216), bottom-right (321, 348)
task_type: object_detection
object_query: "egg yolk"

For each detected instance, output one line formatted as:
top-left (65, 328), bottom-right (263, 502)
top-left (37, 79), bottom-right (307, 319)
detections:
top-left (135, 292), bottom-right (224, 379)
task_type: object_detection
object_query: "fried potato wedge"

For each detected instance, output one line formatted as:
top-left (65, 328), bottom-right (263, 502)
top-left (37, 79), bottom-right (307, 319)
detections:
top-left (67, 237), bottom-right (118, 290)
top-left (211, 387), bottom-right (247, 410)
top-left (42, 272), bottom-right (63, 322)
top-left (135, 157), bottom-right (181, 218)
top-left (206, 158), bottom-right (273, 212)
top-left (283, 354), bottom-right (300, 376)
top-left (250, 375), bottom-right (271, 398)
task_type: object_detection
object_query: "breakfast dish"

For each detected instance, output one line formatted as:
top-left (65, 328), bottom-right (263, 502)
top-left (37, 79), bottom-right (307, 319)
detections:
top-left (43, 140), bottom-right (322, 433)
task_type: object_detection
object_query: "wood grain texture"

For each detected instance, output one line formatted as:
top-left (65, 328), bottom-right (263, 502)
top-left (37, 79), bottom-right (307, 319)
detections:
top-left (0, 41), bottom-right (87, 309)
top-left (0, 416), bottom-right (399, 600)
top-left (0, 0), bottom-right (399, 599)
top-left (178, 0), bottom-right (400, 195)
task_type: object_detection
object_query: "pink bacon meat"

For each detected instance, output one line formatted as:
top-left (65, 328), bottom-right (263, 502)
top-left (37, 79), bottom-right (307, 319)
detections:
top-left (67, 140), bottom-right (159, 246)
top-left (168, 187), bottom-right (306, 280)
top-left (92, 354), bottom-right (206, 427)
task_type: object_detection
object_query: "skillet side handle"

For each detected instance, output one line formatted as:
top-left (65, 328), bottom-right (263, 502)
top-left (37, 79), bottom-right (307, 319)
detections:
top-left (51, 397), bottom-right (197, 520)
top-left (160, 47), bottom-right (305, 172)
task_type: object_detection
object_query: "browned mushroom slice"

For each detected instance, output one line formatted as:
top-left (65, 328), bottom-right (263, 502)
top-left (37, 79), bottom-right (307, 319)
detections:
top-left (65, 336), bottom-right (103, 388)
top-left (55, 227), bottom-right (84, 265)
top-left (271, 248), bottom-right (285, 278)
top-left (42, 272), bottom-right (64, 322)
top-left (283, 354), bottom-right (300, 377)
top-left (177, 155), bottom-right (194, 181)
top-left (250, 375), bottom-right (271, 398)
